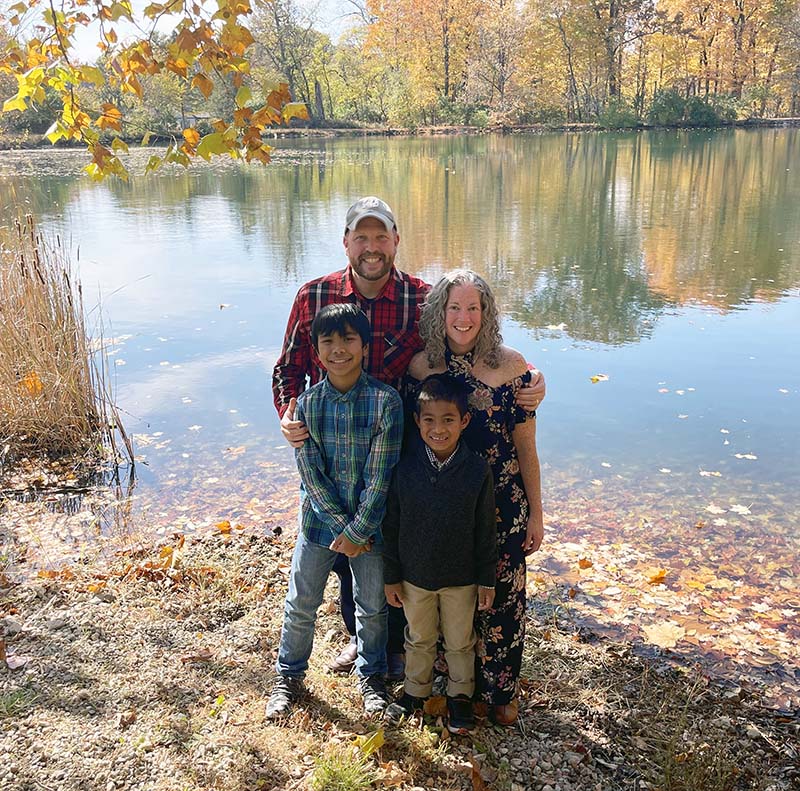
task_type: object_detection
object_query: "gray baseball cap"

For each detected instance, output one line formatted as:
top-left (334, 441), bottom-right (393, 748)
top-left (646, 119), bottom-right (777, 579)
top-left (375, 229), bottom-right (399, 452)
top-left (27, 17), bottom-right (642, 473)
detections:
top-left (345, 196), bottom-right (396, 232)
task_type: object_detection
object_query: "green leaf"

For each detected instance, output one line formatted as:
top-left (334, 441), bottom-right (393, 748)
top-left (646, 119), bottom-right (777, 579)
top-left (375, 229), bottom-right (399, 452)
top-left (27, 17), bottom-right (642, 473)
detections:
top-left (196, 132), bottom-right (228, 161)
top-left (2, 95), bottom-right (27, 112)
top-left (141, 130), bottom-right (153, 146)
top-left (144, 154), bottom-right (162, 173)
top-left (111, 137), bottom-right (129, 153)
top-left (234, 85), bottom-right (251, 108)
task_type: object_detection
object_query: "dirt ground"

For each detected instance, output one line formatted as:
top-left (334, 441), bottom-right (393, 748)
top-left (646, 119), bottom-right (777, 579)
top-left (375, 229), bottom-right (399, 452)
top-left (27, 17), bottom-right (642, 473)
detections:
top-left (1, 526), bottom-right (798, 791)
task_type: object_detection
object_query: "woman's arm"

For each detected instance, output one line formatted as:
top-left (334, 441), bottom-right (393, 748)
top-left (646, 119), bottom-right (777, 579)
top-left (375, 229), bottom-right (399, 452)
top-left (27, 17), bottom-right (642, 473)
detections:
top-left (513, 417), bottom-right (544, 555)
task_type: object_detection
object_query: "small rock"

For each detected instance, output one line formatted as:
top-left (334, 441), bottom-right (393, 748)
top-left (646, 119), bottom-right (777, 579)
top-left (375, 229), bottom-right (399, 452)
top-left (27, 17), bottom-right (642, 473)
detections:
top-left (45, 618), bottom-right (68, 630)
top-left (95, 591), bottom-right (116, 603)
top-left (565, 751), bottom-right (584, 768)
top-left (2, 618), bottom-right (23, 636)
top-left (542, 785), bottom-right (554, 791)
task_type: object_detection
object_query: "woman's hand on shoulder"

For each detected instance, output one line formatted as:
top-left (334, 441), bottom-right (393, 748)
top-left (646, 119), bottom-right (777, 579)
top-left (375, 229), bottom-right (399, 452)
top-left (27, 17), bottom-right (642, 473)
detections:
top-left (502, 347), bottom-right (545, 411)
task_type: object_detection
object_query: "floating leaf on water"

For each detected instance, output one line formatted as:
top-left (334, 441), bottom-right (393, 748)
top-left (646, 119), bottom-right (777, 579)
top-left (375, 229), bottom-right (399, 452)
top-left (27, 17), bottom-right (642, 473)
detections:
top-left (188, 425), bottom-right (203, 431)
top-left (734, 453), bottom-right (758, 460)
top-left (720, 428), bottom-right (730, 434)
top-left (729, 504), bottom-right (752, 515)
top-left (659, 468), bottom-right (671, 473)
top-left (699, 470), bottom-right (722, 477)
top-left (705, 504), bottom-right (726, 514)
top-left (678, 414), bottom-right (689, 419)
top-left (590, 374), bottom-right (609, 384)
top-left (643, 621), bottom-right (686, 649)
top-left (712, 518), bottom-right (728, 526)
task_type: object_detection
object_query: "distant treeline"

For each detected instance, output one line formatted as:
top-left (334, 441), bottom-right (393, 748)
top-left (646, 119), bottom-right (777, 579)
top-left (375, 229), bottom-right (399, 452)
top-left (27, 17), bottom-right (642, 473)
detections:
top-left (2, 0), bottom-right (800, 139)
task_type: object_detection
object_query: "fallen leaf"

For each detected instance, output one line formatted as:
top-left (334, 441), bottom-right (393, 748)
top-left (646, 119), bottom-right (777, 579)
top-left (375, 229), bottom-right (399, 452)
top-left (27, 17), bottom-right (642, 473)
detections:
top-left (353, 728), bottom-right (384, 756)
top-left (643, 621), bottom-right (686, 649)
top-left (699, 470), bottom-right (722, 477)
top-left (590, 373), bottom-right (609, 384)
top-left (423, 695), bottom-right (447, 717)
top-left (180, 647), bottom-right (213, 664)
top-left (377, 760), bottom-right (408, 787)
top-left (734, 453), bottom-right (758, 460)
top-left (117, 709), bottom-right (137, 729)
top-left (730, 504), bottom-right (752, 515)
top-left (578, 557), bottom-right (593, 570)
top-left (647, 569), bottom-right (667, 584)
top-left (216, 520), bottom-right (232, 534)
top-left (469, 756), bottom-right (489, 791)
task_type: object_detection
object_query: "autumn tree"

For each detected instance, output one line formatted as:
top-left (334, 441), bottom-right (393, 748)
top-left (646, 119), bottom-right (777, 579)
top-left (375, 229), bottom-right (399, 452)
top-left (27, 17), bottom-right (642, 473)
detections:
top-left (0, 0), bottom-right (307, 178)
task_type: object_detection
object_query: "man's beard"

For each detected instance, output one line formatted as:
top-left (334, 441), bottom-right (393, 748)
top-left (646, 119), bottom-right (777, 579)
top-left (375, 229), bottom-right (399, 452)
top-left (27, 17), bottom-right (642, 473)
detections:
top-left (350, 253), bottom-right (394, 282)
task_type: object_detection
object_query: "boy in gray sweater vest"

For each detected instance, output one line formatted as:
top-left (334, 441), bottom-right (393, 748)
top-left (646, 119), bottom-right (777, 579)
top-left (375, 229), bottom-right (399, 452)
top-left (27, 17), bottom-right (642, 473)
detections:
top-left (383, 374), bottom-right (497, 733)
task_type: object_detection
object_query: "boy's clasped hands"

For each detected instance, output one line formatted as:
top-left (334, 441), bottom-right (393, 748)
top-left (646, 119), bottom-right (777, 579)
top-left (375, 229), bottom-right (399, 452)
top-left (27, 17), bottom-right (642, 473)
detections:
top-left (329, 533), bottom-right (371, 557)
top-left (385, 583), bottom-right (495, 611)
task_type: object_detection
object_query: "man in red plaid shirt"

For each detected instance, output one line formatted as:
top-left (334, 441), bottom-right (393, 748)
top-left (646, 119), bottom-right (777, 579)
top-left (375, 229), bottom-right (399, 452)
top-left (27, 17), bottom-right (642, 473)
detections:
top-left (272, 196), bottom-right (546, 676)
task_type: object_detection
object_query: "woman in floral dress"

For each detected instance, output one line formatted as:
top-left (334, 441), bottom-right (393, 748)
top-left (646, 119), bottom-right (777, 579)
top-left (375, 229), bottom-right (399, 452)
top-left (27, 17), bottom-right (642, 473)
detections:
top-left (405, 269), bottom-right (544, 726)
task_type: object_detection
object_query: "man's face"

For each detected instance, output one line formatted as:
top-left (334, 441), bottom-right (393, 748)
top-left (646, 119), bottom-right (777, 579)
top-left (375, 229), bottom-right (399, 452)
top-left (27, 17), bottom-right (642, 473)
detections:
top-left (343, 217), bottom-right (400, 283)
top-left (316, 326), bottom-right (366, 381)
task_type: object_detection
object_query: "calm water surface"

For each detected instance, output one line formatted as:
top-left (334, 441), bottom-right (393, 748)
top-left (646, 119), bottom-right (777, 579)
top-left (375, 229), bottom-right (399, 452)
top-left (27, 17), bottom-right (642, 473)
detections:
top-left (1, 130), bottom-right (799, 560)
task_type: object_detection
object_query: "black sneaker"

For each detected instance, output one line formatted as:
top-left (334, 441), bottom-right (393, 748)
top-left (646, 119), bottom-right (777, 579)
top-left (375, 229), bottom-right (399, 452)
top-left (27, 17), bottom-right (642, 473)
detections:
top-left (359, 674), bottom-right (391, 714)
top-left (384, 692), bottom-right (425, 725)
top-left (265, 675), bottom-right (305, 720)
top-left (447, 694), bottom-right (475, 734)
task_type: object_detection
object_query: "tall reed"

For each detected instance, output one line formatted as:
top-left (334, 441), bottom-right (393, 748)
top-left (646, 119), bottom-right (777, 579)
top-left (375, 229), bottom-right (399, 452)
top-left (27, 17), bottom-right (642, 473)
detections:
top-left (0, 215), bottom-right (132, 470)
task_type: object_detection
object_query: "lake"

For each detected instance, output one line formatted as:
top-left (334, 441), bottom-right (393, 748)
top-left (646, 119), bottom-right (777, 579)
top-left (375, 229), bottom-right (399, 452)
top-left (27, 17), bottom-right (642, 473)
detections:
top-left (2, 129), bottom-right (799, 705)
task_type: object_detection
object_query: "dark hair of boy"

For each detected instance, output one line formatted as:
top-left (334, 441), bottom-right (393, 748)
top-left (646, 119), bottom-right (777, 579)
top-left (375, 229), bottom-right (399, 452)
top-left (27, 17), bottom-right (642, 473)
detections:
top-left (415, 373), bottom-right (470, 417)
top-left (310, 303), bottom-right (371, 350)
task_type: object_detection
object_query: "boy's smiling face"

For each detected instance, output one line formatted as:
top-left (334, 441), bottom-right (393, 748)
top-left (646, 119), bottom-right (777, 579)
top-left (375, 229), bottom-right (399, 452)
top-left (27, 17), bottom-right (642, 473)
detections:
top-left (316, 325), bottom-right (367, 389)
top-left (414, 399), bottom-right (470, 461)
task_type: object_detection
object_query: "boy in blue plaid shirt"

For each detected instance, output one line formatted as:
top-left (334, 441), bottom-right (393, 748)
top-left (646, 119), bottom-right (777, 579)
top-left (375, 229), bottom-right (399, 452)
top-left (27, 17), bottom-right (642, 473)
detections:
top-left (266, 303), bottom-right (404, 719)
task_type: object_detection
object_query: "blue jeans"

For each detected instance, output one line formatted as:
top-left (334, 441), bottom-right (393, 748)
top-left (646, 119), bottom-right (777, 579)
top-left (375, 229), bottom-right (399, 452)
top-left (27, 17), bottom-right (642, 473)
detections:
top-left (276, 531), bottom-right (387, 679)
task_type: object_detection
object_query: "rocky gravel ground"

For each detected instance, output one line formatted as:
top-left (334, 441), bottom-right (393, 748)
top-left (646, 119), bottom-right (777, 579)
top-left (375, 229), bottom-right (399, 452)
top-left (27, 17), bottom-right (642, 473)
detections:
top-left (1, 529), bottom-right (798, 791)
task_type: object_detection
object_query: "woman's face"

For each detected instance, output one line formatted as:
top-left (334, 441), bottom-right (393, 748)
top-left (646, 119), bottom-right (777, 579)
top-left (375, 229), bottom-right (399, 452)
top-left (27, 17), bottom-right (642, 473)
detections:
top-left (445, 283), bottom-right (483, 354)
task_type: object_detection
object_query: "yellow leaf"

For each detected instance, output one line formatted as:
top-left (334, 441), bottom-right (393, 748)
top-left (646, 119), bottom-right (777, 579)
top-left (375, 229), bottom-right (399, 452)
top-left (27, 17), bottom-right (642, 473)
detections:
top-left (80, 66), bottom-right (105, 86)
top-left (3, 95), bottom-right (27, 112)
top-left (183, 127), bottom-right (200, 147)
top-left (141, 130), bottom-right (153, 146)
top-left (353, 728), bottom-right (384, 757)
top-left (647, 568), bottom-right (667, 584)
top-left (144, 154), bottom-right (162, 173)
top-left (20, 370), bottom-right (43, 396)
top-left (97, 103), bottom-right (123, 131)
top-left (590, 373), bottom-right (609, 384)
top-left (282, 101), bottom-right (309, 123)
top-left (216, 520), bottom-right (232, 534)
top-left (111, 137), bottom-right (128, 153)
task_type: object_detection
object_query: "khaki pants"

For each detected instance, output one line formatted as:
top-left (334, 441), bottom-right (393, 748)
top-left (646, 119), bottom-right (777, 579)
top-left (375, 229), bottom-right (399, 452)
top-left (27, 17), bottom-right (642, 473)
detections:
top-left (401, 581), bottom-right (477, 698)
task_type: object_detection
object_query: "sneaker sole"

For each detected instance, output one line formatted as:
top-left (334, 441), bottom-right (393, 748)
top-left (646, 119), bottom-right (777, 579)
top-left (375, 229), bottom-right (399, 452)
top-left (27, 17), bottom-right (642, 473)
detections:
top-left (447, 722), bottom-right (474, 735)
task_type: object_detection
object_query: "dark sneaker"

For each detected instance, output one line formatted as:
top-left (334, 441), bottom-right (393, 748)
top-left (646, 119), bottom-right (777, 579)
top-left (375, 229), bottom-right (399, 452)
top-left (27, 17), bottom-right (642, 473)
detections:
top-left (384, 692), bottom-right (425, 725)
top-left (447, 694), bottom-right (475, 734)
top-left (359, 675), bottom-right (391, 715)
top-left (386, 651), bottom-right (406, 682)
top-left (265, 675), bottom-right (304, 720)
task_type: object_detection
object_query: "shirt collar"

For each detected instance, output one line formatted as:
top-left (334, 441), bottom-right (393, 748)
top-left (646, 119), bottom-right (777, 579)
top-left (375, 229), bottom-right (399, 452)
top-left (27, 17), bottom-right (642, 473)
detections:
top-left (342, 265), bottom-right (400, 302)
top-left (321, 370), bottom-right (368, 401)
top-left (425, 442), bottom-right (460, 471)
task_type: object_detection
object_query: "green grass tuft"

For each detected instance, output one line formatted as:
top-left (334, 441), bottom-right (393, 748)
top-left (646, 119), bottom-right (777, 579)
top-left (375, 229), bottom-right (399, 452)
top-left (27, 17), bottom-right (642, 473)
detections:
top-left (309, 749), bottom-right (375, 791)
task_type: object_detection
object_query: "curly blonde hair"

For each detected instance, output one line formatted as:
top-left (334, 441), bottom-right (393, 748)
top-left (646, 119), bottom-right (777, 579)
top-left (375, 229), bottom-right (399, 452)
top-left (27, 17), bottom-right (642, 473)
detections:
top-left (419, 269), bottom-right (503, 369)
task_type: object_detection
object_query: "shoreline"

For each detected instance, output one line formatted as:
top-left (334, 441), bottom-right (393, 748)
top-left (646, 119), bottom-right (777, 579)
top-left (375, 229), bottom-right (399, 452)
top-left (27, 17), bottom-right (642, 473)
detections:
top-left (2, 117), bottom-right (800, 151)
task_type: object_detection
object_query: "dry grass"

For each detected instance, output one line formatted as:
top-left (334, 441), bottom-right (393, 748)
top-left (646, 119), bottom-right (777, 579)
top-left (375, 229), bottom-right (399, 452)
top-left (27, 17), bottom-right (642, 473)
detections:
top-left (0, 214), bottom-right (132, 473)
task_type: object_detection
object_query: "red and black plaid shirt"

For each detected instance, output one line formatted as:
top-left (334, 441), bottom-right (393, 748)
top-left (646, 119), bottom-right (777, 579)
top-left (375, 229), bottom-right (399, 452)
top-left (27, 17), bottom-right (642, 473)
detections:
top-left (272, 266), bottom-right (430, 416)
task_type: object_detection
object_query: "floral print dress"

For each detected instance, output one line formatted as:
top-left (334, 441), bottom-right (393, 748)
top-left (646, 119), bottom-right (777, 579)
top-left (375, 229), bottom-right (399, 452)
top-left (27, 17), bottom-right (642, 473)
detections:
top-left (405, 348), bottom-right (534, 705)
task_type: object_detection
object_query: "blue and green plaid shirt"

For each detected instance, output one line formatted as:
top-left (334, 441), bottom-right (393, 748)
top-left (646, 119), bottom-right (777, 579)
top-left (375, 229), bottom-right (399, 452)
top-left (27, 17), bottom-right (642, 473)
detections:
top-left (295, 372), bottom-right (403, 548)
